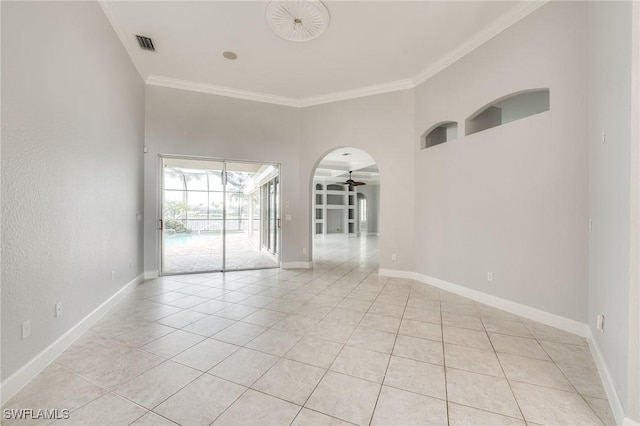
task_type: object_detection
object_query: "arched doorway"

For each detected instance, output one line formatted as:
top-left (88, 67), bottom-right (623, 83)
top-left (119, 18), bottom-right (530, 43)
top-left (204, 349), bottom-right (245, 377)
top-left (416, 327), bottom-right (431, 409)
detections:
top-left (310, 147), bottom-right (380, 264)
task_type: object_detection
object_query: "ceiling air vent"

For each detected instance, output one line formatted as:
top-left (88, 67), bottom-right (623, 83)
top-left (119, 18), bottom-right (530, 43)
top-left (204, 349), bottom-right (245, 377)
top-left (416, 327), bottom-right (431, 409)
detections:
top-left (135, 35), bottom-right (155, 52)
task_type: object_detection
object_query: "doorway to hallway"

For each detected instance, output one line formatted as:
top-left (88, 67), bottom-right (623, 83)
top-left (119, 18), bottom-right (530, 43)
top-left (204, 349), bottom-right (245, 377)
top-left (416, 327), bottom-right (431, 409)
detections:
top-left (160, 156), bottom-right (280, 274)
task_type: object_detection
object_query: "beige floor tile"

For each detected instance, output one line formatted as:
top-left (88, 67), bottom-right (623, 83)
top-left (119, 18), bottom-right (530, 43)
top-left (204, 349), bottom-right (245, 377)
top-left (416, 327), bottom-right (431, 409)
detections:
top-left (446, 368), bottom-right (522, 419)
top-left (180, 314), bottom-right (236, 337)
top-left (556, 362), bottom-right (607, 398)
top-left (141, 330), bottom-right (205, 359)
top-left (110, 322), bottom-right (176, 347)
top-left (347, 327), bottom-right (396, 354)
top-left (510, 381), bottom-right (602, 425)
top-left (238, 294), bottom-right (277, 308)
top-left (252, 358), bottom-right (325, 405)
top-left (584, 395), bottom-right (617, 426)
top-left (442, 312), bottom-right (485, 331)
top-left (285, 336), bottom-right (344, 368)
top-left (166, 295), bottom-right (211, 309)
top-left (113, 360), bottom-right (201, 409)
top-left (337, 298), bottom-right (373, 312)
top-left (54, 392), bottom-right (146, 426)
top-left (481, 318), bottom-right (533, 338)
top-left (131, 412), bottom-right (178, 425)
top-left (488, 333), bottom-right (550, 360)
top-left (212, 389), bottom-right (301, 425)
top-left (330, 346), bottom-right (390, 383)
top-left (443, 326), bottom-right (493, 350)
top-left (399, 318), bottom-right (442, 341)
top-left (245, 328), bottom-right (302, 356)
top-left (155, 309), bottom-right (208, 328)
top-left (190, 299), bottom-right (232, 314)
top-left (306, 371), bottom-right (381, 426)
top-left (171, 338), bottom-right (238, 371)
top-left (368, 302), bottom-right (405, 318)
top-left (292, 408), bottom-right (356, 425)
top-left (447, 403), bottom-right (526, 426)
top-left (322, 308), bottom-right (365, 326)
top-left (79, 346), bottom-right (164, 390)
top-left (272, 314), bottom-right (321, 335)
top-left (524, 321), bottom-right (588, 346)
top-left (445, 344), bottom-right (504, 377)
top-left (360, 313), bottom-right (402, 333)
top-left (154, 374), bottom-right (246, 425)
top-left (214, 304), bottom-right (258, 320)
top-left (384, 355), bottom-right (446, 400)
top-left (208, 347), bottom-right (278, 386)
top-left (211, 321), bottom-right (266, 346)
top-left (498, 353), bottom-right (574, 391)
top-left (2, 364), bottom-right (106, 420)
top-left (393, 335), bottom-right (444, 365)
top-left (240, 308), bottom-right (288, 327)
top-left (540, 341), bottom-right (596, 368)
top-left (308, 322), bottom-right (357, 344)
top-left (403, 306), bottom-right (442, 324)
top-left (371, 386), bottom-right (447, 426)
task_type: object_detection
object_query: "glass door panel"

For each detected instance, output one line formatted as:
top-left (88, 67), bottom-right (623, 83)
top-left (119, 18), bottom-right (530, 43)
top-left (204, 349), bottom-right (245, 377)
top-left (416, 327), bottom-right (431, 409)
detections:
top-left (225, 162), bottom-right (279, 271)
top-left (161, 158), bottom-right (224, 274)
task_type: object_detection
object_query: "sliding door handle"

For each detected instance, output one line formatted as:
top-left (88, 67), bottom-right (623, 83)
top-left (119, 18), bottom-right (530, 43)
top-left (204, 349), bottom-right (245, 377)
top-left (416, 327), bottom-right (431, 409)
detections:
top-left (159, 219), bottom-right (163, 230)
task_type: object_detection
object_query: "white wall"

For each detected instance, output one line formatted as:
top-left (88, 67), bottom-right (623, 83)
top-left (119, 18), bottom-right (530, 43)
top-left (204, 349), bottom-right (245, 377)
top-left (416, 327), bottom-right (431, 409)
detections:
top-left (357, 184), bottom-right (380, 234)
top-left (301, 91), bottom-right (415, 271)
top-left (413, 1), bottom-right (589, 322)
top-left (587, 1), bottom-right (633, 419)
top-left (1, 1), bottom-right (145, 381)
top-left (143, 86), bottom-right (303, 271)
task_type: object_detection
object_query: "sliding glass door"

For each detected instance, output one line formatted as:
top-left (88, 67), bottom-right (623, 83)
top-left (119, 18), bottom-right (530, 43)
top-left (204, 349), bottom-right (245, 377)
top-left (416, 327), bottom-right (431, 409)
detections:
top-left (160, 156), bottom-right (280, 274)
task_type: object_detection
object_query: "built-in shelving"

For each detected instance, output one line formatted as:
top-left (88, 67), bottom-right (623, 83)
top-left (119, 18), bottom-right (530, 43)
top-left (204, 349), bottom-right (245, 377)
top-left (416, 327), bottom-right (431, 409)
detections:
top-left (313, 183), bottom-right (357, 236)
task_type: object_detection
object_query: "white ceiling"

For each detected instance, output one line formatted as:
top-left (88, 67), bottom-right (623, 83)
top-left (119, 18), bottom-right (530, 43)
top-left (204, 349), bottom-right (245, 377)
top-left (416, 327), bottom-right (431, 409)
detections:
top-left (100, 1), bottom-right (545, 106)
top-left (315, 147), bottom-right (379, 184)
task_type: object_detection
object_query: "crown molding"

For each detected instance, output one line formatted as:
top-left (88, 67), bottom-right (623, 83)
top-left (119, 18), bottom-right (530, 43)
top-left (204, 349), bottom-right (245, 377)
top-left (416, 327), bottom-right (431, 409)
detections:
top-left (103, 0), bottom-right (548, 108)
top-left (413, 0), bottom-right (548, 86)
top-left (146, 75), bottom-right (303, 108)
top-left (298, 79), bottom-right (415, 108)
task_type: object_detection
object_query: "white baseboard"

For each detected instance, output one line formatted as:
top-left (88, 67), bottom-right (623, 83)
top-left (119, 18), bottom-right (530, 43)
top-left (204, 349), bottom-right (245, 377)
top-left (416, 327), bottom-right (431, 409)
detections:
top-left (378, 268), bottom-right (415, 280)
top-left (587, 329), bottom-right (628, 426)
top-left (144, 270), bottom-right (159, 279)
top-left (281, 261), bottom-right (312, 269)
top-left (0, 273), bottom-right (144, 406)
top-left (379, 269), bottom-right (587, 337)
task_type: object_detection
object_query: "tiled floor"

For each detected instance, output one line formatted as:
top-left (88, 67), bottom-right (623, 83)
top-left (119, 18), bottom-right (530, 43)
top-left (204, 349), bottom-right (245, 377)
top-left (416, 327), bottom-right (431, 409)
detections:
top-left (3, 236), bottom-right (615, 425)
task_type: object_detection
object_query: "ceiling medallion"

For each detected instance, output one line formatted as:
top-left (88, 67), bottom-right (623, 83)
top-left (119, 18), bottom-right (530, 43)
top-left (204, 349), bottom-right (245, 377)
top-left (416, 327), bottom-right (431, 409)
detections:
top-left (266, 0), bottom-right (331, 42)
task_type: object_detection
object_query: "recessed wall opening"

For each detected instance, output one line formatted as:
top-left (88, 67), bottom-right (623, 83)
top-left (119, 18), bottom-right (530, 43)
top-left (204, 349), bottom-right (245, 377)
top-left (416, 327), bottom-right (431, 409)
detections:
top-left (466, 88), bottom-right (550, 135)
top-left (421, 121), bottom-right (458, 149)
top-left (310, 147), bottom-right (380, 262)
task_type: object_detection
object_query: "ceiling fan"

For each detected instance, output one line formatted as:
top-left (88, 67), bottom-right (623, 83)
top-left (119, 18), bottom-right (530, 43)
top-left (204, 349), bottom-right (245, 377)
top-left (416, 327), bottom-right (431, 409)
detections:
top-left (338, 171), bottom-right (366, 187)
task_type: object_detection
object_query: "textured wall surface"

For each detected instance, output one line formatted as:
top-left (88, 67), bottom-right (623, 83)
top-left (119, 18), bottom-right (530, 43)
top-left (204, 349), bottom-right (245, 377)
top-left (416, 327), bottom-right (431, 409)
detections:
top-left (413, 1), bottom-right (589, 322)
top-left (587, 0), bottom-right (632, 413)
top-left (1, 2), bottom-right (145, 380)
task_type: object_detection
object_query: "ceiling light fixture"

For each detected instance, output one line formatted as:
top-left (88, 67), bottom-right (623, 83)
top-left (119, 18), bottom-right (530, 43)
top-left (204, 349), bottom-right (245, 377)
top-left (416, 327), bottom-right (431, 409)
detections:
top-left (266, 0), bottom-right (330, 42)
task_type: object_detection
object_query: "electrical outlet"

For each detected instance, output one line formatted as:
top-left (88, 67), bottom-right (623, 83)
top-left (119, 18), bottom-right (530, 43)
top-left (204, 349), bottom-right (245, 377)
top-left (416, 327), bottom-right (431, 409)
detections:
top-left (55, 302), bottom-right (62, 318)
top-left (601, 129), bottom-right (606, 144)
top-left (391, 253), bottom-right (397, 261)
top-left (302, 247), bottom-right (307, 255)
top-left (596, 314), bottom-right (605, 331)
top-left (487, 272), bottom-right (494, 282)
top-left (22, 320), bottom-right (31, 339)
top-left (111, 271), bottom-right (115, 281)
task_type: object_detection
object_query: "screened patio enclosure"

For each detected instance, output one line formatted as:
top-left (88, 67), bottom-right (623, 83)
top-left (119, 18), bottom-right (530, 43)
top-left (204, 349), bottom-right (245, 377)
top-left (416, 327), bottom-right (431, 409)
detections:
top-left (161, 157), bottom-right (280, 274)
